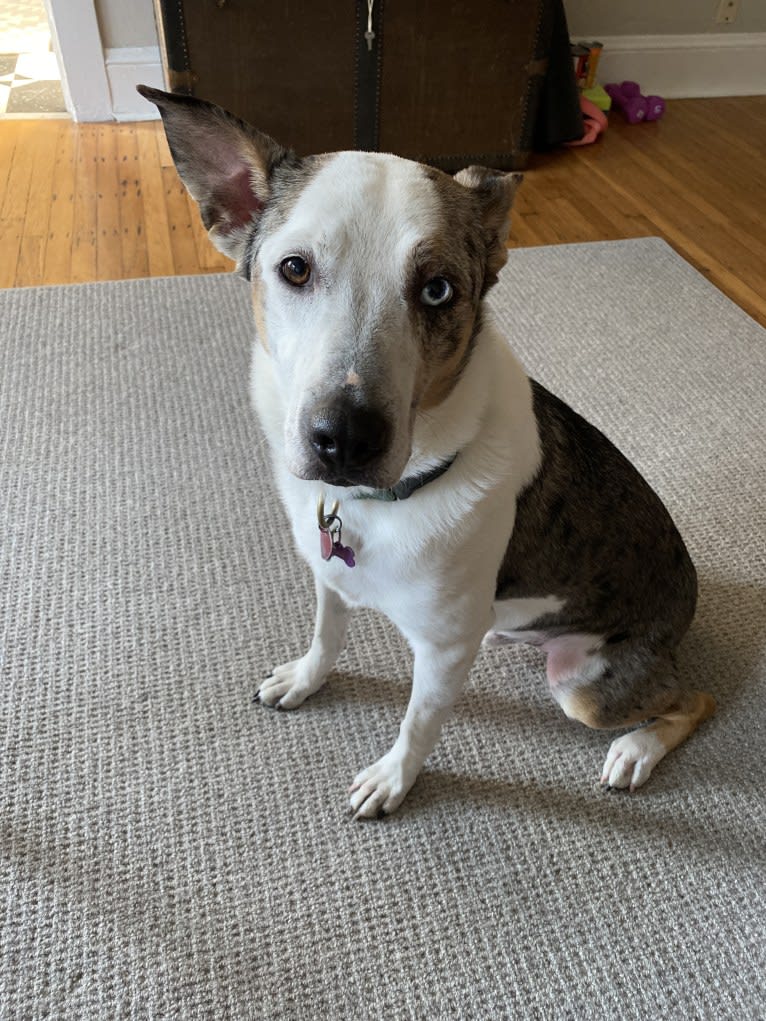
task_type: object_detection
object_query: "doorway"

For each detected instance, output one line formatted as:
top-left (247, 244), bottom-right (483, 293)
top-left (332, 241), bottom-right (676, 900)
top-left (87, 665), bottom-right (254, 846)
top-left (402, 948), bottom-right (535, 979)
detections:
top-left (0, 0), bottom-right (66, 117)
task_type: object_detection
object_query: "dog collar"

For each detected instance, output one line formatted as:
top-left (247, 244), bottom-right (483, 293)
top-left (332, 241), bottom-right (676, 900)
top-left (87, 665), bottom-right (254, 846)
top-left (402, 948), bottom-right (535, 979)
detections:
top-left (316, 456), bottom-right (457, 569)
top-left (353, 454), bottom-right (457, 502)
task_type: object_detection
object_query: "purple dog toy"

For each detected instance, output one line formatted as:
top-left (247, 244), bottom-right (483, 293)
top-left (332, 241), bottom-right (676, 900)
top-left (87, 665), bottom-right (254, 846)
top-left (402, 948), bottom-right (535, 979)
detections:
top-left (605, 81), bottom-right (666, 124)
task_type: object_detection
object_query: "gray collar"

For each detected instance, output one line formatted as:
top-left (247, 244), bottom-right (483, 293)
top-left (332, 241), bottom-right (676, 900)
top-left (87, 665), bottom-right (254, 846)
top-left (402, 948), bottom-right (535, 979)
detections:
top-left (353, 455), bottom-right (457, 502)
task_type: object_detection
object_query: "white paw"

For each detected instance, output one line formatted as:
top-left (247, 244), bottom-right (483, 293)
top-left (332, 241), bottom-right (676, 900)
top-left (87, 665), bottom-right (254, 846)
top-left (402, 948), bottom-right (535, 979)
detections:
top-left (348, 752), bottom-right (419, 820)
top-left (256, 656), bottom-right (327, 710)
top-left (601, 728), bottom-right (666, 791)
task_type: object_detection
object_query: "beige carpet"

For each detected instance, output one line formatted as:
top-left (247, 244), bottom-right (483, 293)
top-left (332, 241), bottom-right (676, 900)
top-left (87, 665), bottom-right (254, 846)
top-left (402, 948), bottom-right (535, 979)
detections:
top-left (1, 239), bottom-right (764, 1019)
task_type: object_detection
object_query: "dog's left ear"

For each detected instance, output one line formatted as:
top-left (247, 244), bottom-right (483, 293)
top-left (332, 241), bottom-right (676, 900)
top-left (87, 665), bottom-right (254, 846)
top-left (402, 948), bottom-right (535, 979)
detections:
top-left (137, 85), bottom-right (292, 270)
top-left (454, 167), bottom-right (523, 279)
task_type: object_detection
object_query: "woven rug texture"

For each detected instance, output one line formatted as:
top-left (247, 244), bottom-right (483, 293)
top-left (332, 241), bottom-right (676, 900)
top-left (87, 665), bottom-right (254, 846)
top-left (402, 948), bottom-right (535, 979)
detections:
top-left (0, 238), bottom-right (764, 1019)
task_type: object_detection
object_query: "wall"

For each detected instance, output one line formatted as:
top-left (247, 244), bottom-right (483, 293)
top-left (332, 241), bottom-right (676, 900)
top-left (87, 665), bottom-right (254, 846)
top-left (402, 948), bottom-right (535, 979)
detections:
top-left (92, 0), bottom-right (766, 52)
top-left (92, 0), bottom-right (766, 50)
top-left (564, 0), bottom-right (766, 37)
top-left (564, 0), bottom-right (766, 98)
top-left (95, 0), bottom-right (158, 49)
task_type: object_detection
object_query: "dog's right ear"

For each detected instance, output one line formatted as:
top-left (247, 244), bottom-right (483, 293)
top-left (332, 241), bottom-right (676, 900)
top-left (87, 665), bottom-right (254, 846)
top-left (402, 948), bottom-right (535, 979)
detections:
top-left (137, 86), bottom-right (291, 269)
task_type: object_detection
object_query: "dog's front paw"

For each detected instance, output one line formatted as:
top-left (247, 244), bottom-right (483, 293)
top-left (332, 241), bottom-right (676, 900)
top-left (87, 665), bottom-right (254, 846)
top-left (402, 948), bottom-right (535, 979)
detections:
top-left (256, 656), bottom-right (328, 710)
top-left (348, 752), bottom-right (420, 819)
top-left (600, 728), bottom-right (666, 791)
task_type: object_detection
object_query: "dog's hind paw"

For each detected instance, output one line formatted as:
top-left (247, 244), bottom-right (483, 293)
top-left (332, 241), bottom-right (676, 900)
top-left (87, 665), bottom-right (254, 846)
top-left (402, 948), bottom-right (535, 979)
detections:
top-left (348, 751), bottom-right (419, 819)
top-left (256, 656), bottom-right (328, 710)
top-left (600, 728), bottom-right (666, 791)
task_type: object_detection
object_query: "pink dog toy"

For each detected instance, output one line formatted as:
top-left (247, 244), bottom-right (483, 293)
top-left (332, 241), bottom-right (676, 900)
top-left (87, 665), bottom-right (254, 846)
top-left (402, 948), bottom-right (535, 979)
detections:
top-left (566, 96), bottom-right (608, 147)
top-left (605, 81), bottom-right (666, 123)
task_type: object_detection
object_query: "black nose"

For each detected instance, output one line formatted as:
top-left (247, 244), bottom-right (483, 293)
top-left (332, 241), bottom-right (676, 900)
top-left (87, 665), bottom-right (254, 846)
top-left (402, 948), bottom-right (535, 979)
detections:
top-left (309, 403), bottom-right (390, 473)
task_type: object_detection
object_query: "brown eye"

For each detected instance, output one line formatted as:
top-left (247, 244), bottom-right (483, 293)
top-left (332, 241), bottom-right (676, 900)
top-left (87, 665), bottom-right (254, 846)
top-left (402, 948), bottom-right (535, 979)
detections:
top-left (280, 255), bottom-right (311, 286)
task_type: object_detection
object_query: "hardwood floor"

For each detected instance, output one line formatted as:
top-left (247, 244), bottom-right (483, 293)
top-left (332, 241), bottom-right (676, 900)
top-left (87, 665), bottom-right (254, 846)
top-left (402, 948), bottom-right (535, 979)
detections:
top-left (1, 96), bottom-right (765, 326)
top-left (516, 96), bottom-right (766, 327)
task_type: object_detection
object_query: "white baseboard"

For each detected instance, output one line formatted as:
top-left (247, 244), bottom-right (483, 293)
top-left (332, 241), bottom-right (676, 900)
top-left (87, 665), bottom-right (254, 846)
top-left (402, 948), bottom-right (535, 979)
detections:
top-left (589, 33), bottom-right (766, 99)
top-left (105, 47), bottom-right (165, 121)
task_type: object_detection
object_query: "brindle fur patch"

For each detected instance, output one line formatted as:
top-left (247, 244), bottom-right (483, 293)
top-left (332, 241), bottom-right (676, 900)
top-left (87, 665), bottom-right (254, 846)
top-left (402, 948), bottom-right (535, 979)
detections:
top-left (497, 381), bottom-right (698, 644)
top-left (414, 165), bottom-right (520, 411)
top-left (498, 380), bottom-right (703, 732)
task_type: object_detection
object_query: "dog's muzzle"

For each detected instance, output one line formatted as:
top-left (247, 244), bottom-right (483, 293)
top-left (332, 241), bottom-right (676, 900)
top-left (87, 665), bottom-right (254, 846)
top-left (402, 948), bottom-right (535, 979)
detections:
top-left (304, 399), bottom-right (391, 484)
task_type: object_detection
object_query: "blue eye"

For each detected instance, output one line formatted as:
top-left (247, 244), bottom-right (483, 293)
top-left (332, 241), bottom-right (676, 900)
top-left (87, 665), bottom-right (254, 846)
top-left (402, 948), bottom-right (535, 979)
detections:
top-left (420, 277), bottom-right (453, 307)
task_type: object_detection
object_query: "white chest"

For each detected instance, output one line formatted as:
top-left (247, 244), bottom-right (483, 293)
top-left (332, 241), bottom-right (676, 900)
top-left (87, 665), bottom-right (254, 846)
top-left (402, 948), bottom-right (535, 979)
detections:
top-left (276, 468), bottom-right (434, 614)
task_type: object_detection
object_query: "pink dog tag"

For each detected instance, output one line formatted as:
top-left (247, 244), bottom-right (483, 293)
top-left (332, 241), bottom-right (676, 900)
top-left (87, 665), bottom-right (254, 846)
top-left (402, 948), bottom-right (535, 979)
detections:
top-left (319, 527), bottom-right (334, 560)
top-left (317, 499), bottom-right (356, 568)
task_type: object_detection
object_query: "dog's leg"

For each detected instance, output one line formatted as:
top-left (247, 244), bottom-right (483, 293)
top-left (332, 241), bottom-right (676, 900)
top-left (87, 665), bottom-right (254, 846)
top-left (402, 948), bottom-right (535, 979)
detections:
top-left (349, 634), bottom-right (483, 819)
top-left (600, 691), bottom-right (716, 791)
top-left (548, 643), bottom-right (715, 791)
top-left (257, 578), bottom-right (350, 709)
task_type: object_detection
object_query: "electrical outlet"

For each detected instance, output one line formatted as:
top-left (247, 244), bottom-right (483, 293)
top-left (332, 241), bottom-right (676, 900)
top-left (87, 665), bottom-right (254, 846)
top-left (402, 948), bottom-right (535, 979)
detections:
top-left (715, 0), bottom-right (740, 24)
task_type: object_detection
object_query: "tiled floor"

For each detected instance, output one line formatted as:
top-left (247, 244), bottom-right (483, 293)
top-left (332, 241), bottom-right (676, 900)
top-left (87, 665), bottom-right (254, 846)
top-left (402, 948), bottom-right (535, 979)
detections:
top-left (0, 0), bottom-right (66, 116)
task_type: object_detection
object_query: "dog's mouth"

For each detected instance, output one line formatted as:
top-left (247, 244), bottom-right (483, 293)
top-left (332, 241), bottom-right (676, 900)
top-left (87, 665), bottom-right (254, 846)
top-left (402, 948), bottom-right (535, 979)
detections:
top-left (311, 471), bottom-right (358, 488)
top-left (292, 462), bottom-right (402, 489)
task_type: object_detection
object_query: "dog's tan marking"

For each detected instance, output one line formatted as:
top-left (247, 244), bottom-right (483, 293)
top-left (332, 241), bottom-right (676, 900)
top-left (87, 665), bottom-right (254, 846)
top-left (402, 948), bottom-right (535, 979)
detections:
top-left (558, 685), bottom-right (652, 731)
top-left (345, 369), bottom-right (361, 387)
top-left (560, 682), bottom-right (715, 737)
top-left (643, 690), bottom-right (716, 748)
top-left (251, 272), bottom-right (269, 352)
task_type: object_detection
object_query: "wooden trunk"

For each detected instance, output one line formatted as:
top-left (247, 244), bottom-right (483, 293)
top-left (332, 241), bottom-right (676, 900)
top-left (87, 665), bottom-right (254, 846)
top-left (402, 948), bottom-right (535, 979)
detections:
top-left (152, 0), bottom-right (572, 170)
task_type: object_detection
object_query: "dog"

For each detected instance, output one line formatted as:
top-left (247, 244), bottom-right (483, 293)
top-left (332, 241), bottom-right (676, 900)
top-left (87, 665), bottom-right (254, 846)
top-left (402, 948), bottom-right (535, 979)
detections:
top-left (138, 85), bottom-right (715, 819)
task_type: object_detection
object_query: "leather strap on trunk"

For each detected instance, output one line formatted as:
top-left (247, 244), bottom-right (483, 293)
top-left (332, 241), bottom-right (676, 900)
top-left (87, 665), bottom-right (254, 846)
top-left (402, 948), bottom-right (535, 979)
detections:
top-left (354, 0), bottom-right (384, 151)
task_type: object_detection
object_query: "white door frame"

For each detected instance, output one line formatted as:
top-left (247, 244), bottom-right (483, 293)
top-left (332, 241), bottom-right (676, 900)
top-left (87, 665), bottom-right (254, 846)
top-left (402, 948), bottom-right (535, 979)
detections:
top-left (43, 0), bottom-right (164, 121)
top-left (43, 0), bottom-right (113, 120)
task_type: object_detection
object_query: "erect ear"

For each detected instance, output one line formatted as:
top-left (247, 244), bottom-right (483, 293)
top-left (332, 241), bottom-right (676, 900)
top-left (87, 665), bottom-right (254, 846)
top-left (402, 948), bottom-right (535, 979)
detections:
top-left (137, 85), bottom-right (292, 271)
top-left (454, 166), bottom-right (523, 280)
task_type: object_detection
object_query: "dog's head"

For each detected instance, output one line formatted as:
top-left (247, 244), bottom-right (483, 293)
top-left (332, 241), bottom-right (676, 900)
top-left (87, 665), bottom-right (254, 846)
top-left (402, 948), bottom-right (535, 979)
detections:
top-left (139, 87), bottom-right (521, 488)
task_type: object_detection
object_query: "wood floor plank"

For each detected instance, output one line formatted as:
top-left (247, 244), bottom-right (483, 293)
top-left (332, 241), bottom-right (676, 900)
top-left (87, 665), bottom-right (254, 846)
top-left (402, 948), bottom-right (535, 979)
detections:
top-left (156, 126), bottom-right (174, 168)
top-left (134, 123), bottom-right (175, 278)
top-left (70, 126), bottom-right (99, 284)
top-left (43, 122), bottom-right (77, 285)
top-left (0, 121), bottom-right (33, 288)
top-left (632, 133), bottom-right (766, 250)
top-left (116, 124), bottom-right (149, 280)
top-left (96, 124), bottom-right (124, 282)
top-left (20, 124), bottom-right (60, 233)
